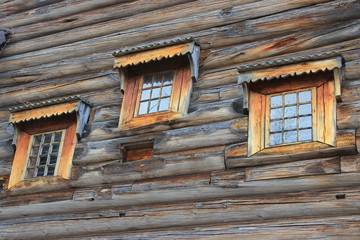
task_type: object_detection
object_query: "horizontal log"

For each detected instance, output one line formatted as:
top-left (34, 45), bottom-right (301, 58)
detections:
top-left (245, 157), bottom-right (340, 181)
top-left (337, 100), bottom-right (360, 129)
top-left (226, 129), bottom-right (357, 168)
top-left (341, 155), bottom-right (360, 173)
top-left (0, 0), bottom-right (64, 15)
top-left (0, 0), bottom-right (333, 73)
top-left (3, 172), bottom-right (360, 218)
top-left (2, 188), bottom-right (360, 239)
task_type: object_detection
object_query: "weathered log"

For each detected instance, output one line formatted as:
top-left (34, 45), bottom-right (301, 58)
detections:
top-left (244, 157), bottom-right (340, 181)
top-left (341, 155), bottom-right (360, 173)
top-left (0, 0), bottom-right (333, 73)
top-left (0, 0), bottom-right (64, 15)
top-left (2, 190), bottom-right (360, 239)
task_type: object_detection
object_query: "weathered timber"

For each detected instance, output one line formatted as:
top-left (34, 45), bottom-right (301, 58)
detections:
top-left (244, 157), bottom-right (340, 181)
top-left (0, 0), bottom-right (65, 15)
top-left (0, 0), bottom-right (334, 73)
top-left (341, 155), bottom-right (360, 173)
top-left (226, 129), bottom-right (357, 168)
top-left (2, 193), bottom-right (360, 239)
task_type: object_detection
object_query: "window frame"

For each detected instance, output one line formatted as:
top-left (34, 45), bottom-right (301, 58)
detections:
top-left (247, 70), bottom-right (336, 156)
top-left (118, 58), bottom-right (192, 130)
top-left (8, 115), bottom-right (77, 189)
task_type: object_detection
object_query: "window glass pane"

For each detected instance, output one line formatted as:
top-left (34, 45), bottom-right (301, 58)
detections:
top-left (149, 100), bottom-right (159, 113)
top-left (27, 168), bottom-right (35, 178)
top-left (151, 88), bottom-right (161, 99)
top-left (270, 108), bottom-right (282, 120)
top-left (284, 131), bottom-right (297, 143)
top-left (54, 132), bottom-right (62, 142)
top-left (285, 93), bottom-right (296, 105)
top-left (47, 166), bottom-right (55, 176)
top-left (41, 145), bottom-right (50, 155)
top-left (44, 134), bottom-right (52, 143)
top-left (159, 98), bottom-right (170, 111)
top-left (164, 72), bottom-right (174, 85)
top-left (138, 101), bottom-right (148, 115)
top-left (153, 74), bottom-right (163, 86)
top-left (299, 90), bottom-right (311, 103)
top-left (140, 89), bottom-right (151, 100)
top-left (270, 120), bottom-right (282, 132)
top-left (39, 156), bottom-right (47, 165)
top-left (299, 129), bottom-right (312, 141)
top-left (30, 146), bottom-right (40, 156)
top-left (284, 106), bottom-right (296, 118)
top-left (28, 157), bottom-right (37, 168)
top-left (284, 118), bottom-right (297, 130)
top-left (49, 155), bottom-right (58, 164)
top-left (270, 95), bottom-right (282, 107)
top-left (143, 76), bottom-right (152, 88)
top-left (270, 133), bottom-right (282, 146)
top-left (299, 116), bottom-right (312, 128)
top-left (162, 86), bottom-right (172, 97)
top-left (299, 103), bottom-right (312, 115)
top-left (52, 144), bottom-right (60, 153)
top-left (34, 135), bottom-right (42, 145)
top-left (36, 167), bottom-right (45, 177)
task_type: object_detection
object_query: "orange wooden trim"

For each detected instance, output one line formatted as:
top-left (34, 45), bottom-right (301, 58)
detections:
top-left (323, 80), bottom-right (336, 146)
top-left (114, 42), bottom-right (193, 68)
top-left (8, 131), bottom-right (31, 189)
top-left (248, 91), bottom-right (265, 156)
top-left (57, 121), bottom-right (77, 179)
top-left (177, 64), bottom-right (193, 114)
top-left (119, 75), bottom-right (140, 126)
top-left (10, 102), bottom-right (79, 123)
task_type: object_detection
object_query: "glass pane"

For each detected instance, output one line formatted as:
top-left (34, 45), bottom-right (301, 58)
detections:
top-left (143, 76), bottom-right (152, 88)
top-left (28, 157), bottom-right (37, 168)
top-left (284, 93), bottom-right (296, 105)
top-left (54, 132), bottom-right (62, 142)
top-left (299, 116), bottom-right (312, 128)
top-left (284, 131), bottom-right (297, 143)
top-left (140, 89), bottom-right (151, 100)
top-left (164, 72), bottom-right (174, 85)
top-left (270, 133), bottom-right (282, 146)
top-left (270, 120), bottom-right (282, 132)
top-left (49, 155), bottom-right (58, 164)
top-left (41, 145), bottom-right (50, 154)
top-left (138, 101), bottom-right (149, 115)
top-left (299, 90), bottom-right (311, 103)
top-left (284, 106), bottom-right (296, 118)
top-left (52, 144), bottom-right (60, 153)
top-left (33, 135), bottom-right (42, 145)
top-left (162, 86), bottom-right (172, 97)
top-left (149, 100), bottom-right (159, 113)
top-left (47, 166), bottom-right (55, 176)
top-left (44, 134), bottom-right (52, 143)
top-left (159, 98), bottom-right (170, 111)
top-left (30, 146), bottom-right (40, 156)
top-left (153, 74), bottom-right (162, 86)
top-left (36, 167), bottom-right (45, 177)
top-left (39, 156), bottom-right (47, 165)
top-left (284, 118), bottom-right (297, 130)
top-left (270, 95), bottom-right (282, 107)
top-left (299, 129), bottom-right (312, 141)
top-left (27, 168), bottom-right (35, 178)
top-left (151, 88), bottom-right (161, 98)
top-left (270, 108), bottom-right (282, 119)
top-left (299, 103), bottom-right (312, 115)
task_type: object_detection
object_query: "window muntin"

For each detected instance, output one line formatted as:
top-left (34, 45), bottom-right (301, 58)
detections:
top-left (266, 88), bottom-right (314, 147)
top-left (136, 71), bottom-right (174, 115)
top-left (25, 130), bottom-right (65, 178)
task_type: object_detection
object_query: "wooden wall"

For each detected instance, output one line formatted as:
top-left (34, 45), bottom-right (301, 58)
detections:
top-left (0, 0), bottom-right (360, 239)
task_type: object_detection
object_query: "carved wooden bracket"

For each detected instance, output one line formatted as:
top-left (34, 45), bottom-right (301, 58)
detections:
top-left (238, 52), bottom-right (344, 114)
top-left (113, 38), bottom-right (200, 92)
top-left (9, 96), bottom-right (92, 146)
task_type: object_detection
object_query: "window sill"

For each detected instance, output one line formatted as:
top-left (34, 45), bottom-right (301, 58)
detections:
top-left (225, 129), bottom-right (357, 168)
top-left (8, 176), bottom-right (68, 190)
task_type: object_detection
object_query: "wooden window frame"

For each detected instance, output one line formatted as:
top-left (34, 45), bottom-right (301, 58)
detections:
top-left (247, 71), bottom-right (336, 156)
top-left (8, 114), bottom-right (78, 189)
top-left (119, 57), bottom-right (192, 130)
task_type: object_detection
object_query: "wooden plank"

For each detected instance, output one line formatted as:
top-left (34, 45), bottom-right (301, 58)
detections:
top-left (245, 157), bottom-right (340, 181)
top-left (0, 0), bottom-right (64, 15)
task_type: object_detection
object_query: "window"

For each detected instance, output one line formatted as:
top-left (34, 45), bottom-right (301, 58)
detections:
top-left (7, 96), bottom-right (91, 189)
top-left (113, 38), bottom-right (200, 129)
top-left (120, 141), bottom-right (154, 162)
top-left (238, 52), bottom-right (343, 156)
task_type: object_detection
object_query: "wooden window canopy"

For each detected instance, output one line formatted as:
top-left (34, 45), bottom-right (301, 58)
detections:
top-left (9, 96), bottom-right (92, 145)
top-left (238, 51), bottom-right (344, 114)
top-left (113, 38), bottom-right (200, 92)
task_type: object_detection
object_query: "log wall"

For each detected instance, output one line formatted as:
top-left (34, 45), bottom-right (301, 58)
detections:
top-left (0, 0), bottom-right (359, 239)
